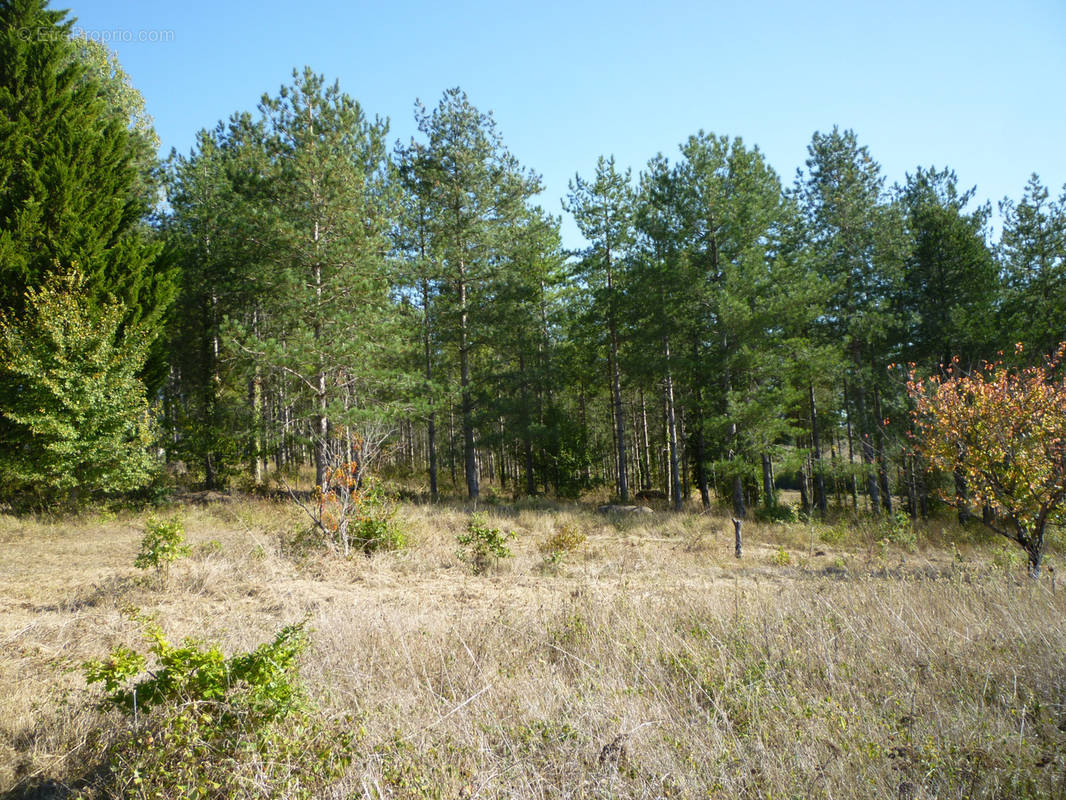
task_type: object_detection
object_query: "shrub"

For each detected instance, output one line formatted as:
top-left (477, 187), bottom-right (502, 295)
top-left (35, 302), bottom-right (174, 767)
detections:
top-left (300, 467), bottom-right (405, 556)
top-left (80, 617), bottom-right (354, 799)
top-left (134, 516), bottom-right (189, 583)
top-left (457, 512), bottom-right (514, 574)
top-left (539, 523), bottom-right (586, 560)
top-left (754, 503), bottom-right (797, 523)
top-left (0, 271), bottom-right (156, 511)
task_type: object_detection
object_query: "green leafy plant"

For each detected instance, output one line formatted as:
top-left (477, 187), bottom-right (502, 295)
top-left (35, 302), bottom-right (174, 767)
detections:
top-left (0, 270), bottom-right (156, 511)
top-left (134, 516), bottom-right (189, 583)
top-left (81, 617), bottom-right (354, 799)
top-left (457, 512), bottom-right (515, 574)
top-left (880, 509), bottom-right (918, 552)
top-left (770, 545), bottom-right (792, 566)
top-left (297, 466), bottom-right (405, 556)
top-left (539, 523), bottom-right (587, 567)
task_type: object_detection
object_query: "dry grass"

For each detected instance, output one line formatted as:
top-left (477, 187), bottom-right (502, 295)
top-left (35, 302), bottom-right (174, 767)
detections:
top-left (1, 497), bottom-right (1064, 799)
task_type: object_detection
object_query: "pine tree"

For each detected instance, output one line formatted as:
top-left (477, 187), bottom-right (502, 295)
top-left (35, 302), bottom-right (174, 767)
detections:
top-left (998, 175), bottom-right (1066, 358)
top-left (565, 156), bottom-right (636, 502)
top-left (251, 69), bottom-right (397, 489)
top-left (897, 166), bottom-right (998, 370)
top-left (410, 89), bottom-right (542, 500)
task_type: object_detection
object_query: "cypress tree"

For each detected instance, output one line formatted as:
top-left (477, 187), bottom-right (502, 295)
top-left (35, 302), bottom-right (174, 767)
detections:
top-left (0, 0), bottom-right (173, 330)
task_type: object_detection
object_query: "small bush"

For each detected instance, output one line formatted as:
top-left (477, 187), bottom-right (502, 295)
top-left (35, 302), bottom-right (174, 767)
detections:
top-left (307, 470), bottom-right (405, 557)
top-left (457, 512), bottom-right (514, 574)
top-left (80, 617), bottom-right (354, 799)
top-left (134, 516), bottom-right (189, 583)
top-left (879, 509), bottom-right (918, 552)
top-left (349, 479), bottom-right (405, 555)
top-left (770, 545), bottom-right (791, 566)
top-left (539, 523), bottom-right (586, 559)
top-left (754, 503), bottom-right (797, 523)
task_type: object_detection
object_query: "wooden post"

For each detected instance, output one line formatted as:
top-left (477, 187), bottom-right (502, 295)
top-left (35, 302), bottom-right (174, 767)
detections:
top-left (732, 517), bottom-right (742, 559)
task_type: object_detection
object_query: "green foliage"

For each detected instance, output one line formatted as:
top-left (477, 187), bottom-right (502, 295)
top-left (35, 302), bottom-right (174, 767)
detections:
top-left (81, 618), bottom-right (354, 799)
top-left (0, 0), bottom-right (174, 359)
top-left (134, 516), bottom-right (189, 579)
top-left (754, 503), bottom-right (798, 523)
top-left (538, 523), bottom-right (586, 568)
top-left (0, 270), bottom-right (155, 509)
top-left (456, 512), bottom-right (514, 574)
top-left (348, 479), bottom-right (405, 555)
top-left (770, 545), bottom-right (792, 566)
top-left (878, 509), bottom-right (918, 552)
top-left (301, 468), bottom-right (405, 557)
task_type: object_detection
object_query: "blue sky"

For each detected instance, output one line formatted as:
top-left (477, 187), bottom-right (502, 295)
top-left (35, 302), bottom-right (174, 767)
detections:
top-left (66, 0), bottom-right (1065, 248)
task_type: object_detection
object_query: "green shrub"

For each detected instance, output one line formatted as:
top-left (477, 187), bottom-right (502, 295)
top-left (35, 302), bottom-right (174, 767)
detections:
top-left (539, 523), bottom-right (586, 561)
top-left (134, 516), bottom-right (189, 582)
top-left (754, 503), bottom-right (797, 523)
top-left (879, 509), bottom-right (918, 552)
top-left (80, 618), bottom-right (354, 799)
top-left (457, 512), bottom-right (514, 574)
top-left (349, 479), bottom-right (405, 555)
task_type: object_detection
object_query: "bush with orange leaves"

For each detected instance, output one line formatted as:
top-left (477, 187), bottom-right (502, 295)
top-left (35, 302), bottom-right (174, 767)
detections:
top-left (907, 343), bottom-right (1066, 577)
top-left (307, 462), bottom-right (403, 557)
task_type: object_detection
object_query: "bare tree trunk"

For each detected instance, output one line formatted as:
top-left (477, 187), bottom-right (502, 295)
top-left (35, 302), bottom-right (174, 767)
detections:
top-left (809, 383), bottom-right (826, 513)
top-left (639, 389), bottom-right (651, 490)
top-left (853, 383), bottom-right (880, 514)
top-left (609, 319), bottom-right (628, 501)
top-left (761, 453), bottom-right (774, 509)
top-left (873, 387), bottom-right (892, 515)
top-left (844, 379), bottom-right (858, 511)
top-left (249, 307), bottom-right (263, 486)
top-left (663, 337), bottom-right (681, 511)
top-left (458, 259), bottom-right (478, 501)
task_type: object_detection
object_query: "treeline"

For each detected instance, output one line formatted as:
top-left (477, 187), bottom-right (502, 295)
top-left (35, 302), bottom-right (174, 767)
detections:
top-left (1, 0), bottom-right (1064, 513)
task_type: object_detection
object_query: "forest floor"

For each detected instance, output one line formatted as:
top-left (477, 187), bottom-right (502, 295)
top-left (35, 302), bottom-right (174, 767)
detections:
top-left (1, 492), bottom-right (1064, 799)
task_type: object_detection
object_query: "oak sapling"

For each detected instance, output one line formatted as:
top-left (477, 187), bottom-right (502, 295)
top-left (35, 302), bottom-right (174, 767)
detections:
top-left (134, 515), bottom-right (189, 585)
top-left (457, 512), bottom-right (515, 574)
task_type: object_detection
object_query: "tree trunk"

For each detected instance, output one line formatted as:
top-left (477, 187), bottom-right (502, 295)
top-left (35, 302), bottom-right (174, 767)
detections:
top-left (761, 453), bottom-right (774, 509)
top-left (854, 383), bottom-right (880, 514)
top-left (458, 260), bottom-right (478, 501)
top-left (663, 337), bottom-right (682, 511)
top-left (844, 379), bottom-right (858, 510)
top-left (639, 389), bottom-right (651, 491)
top-left (873, 387), bottom-right (892, 514)
top-left (609, 319), bottom-right (628, 501)
top-left (809, 383), bottom-right (826, 514)
top-left (693, 391), bottom-right (710, 509)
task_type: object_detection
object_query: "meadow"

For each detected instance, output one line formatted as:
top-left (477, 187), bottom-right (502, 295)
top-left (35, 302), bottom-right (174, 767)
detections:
top-left (1, 493), bottom-right (1064, 799)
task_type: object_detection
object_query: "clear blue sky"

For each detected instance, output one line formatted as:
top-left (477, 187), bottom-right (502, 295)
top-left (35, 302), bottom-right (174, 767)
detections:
top-left (66, 0), bottom-right (1066, 248)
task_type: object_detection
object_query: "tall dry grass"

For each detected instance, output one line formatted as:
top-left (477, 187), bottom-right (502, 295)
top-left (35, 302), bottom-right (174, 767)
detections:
top-left (1, 497), bottom-right (1063, 798)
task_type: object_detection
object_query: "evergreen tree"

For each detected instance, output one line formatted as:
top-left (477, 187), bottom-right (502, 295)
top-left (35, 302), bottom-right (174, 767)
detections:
top-left (250, 69), bottom-right (397, 489)
top-left (0, 0), bottom-right (173, 330)
top-left (795, 127), bottom-right (905, 513)
top-left (410, 88), bottom-right (542, 500)
top-left (897, 166), bottom-right (998, 370)
top-left (565, 156), bottom-right (636, 502)
top-left (998, 175), bottom-right (1066, 358)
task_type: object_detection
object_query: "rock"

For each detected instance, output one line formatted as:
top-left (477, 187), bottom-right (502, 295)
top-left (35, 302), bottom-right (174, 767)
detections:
top-left (597, 504), bottom-right (654, 514)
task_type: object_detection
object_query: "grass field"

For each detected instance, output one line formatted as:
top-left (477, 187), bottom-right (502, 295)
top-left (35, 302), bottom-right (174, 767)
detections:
top-left (1, 494), bottom-right (1064, 799)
